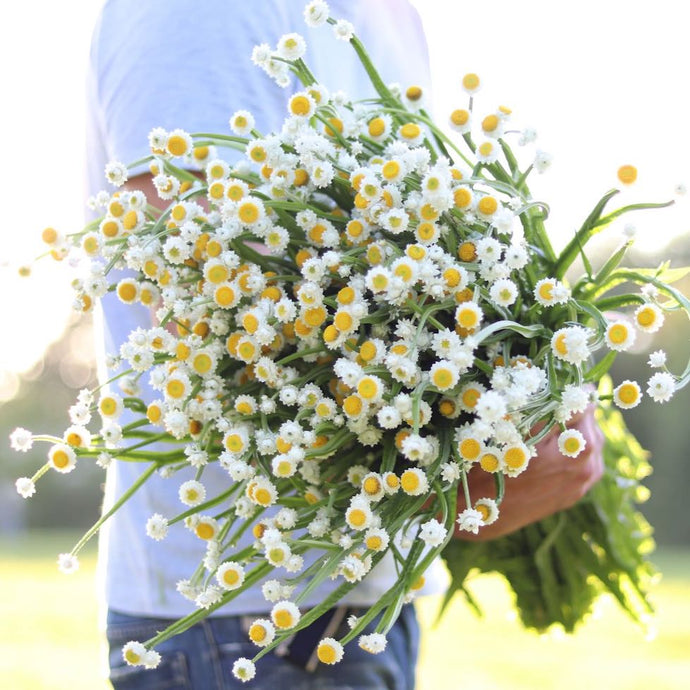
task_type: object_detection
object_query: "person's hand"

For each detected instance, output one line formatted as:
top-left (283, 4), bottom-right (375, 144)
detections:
top-left (455, 404), bottom-right (605, 540)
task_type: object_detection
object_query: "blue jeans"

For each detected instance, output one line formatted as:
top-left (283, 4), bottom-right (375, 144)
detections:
top-left (106, 605), bottom-right (419, 689)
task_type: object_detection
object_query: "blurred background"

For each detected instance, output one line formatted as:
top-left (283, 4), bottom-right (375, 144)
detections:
top-left (1, 1), bottom-right (688, 688)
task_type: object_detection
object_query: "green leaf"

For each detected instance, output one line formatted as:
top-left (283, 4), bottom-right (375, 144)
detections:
top-left (439, 397), bottom-right (656, 633)
top-left (584, 350), bottom-right (617, 383)
top-left (554, 189), bottom-right (620, 280)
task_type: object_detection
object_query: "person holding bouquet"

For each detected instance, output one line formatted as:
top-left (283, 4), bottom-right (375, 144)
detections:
top-left (85, 1), bottom-right (604, 687)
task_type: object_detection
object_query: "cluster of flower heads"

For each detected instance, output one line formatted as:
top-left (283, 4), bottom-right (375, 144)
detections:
top-left (13, 0), bottom-right (687, 681)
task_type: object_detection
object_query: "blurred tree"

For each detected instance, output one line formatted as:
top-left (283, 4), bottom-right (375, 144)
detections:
top-left (609, 234), bottom-right (690, 546)
top-left (0, 315), bottom-right (102, 532)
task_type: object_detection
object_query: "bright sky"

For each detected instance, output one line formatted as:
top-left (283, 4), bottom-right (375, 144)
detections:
top-left (1, 0), bottom-right (687, 400)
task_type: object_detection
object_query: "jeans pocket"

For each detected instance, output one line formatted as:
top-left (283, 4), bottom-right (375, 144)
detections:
top-left (109, 649), bottom-right (192, 690)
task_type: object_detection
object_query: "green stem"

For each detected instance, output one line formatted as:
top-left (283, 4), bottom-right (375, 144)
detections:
top-left (70, 463), bottom-right (159, 557)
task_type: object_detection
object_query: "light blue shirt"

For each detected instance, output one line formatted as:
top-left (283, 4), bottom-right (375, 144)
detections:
top-left (88, 0), bottom-right (443, 618)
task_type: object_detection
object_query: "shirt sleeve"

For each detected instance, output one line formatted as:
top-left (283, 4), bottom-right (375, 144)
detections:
top-left (88, 0), bottom-right (294, 174)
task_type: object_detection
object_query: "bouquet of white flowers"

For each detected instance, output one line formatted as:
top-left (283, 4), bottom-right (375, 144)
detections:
top-left (11, 1), bottom-right (688, 681)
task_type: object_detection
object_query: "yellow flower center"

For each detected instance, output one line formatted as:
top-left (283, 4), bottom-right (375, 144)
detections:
top-left (563, 437), bottom-right (581, 454)
top-left (166, 379), bottom-right (186, 399)
top-left (458, 241), bottom-right (477, 261)
top-left (504, 447), bottom-right (528, 469)
top-left (42, 227), bottom-right (58, 244)
top-left (450, 109), bottom-right (470, 127)
top-left (225, 434), bottom-right (245, 453)
top-left (439, 399), bottom-right (456, 417)
top-left (250, 146), bottom-right (267, 163)
top-left (52, 449), bottom-right (71, 468)
top-left (193, 146), bottom-right (209, 161)
top-left (608, 324), bottom-right (629, 345)
top-left (322, 324), bottom-right (338, 343)
top-left (432, 368), bottom-right (454, 389)
top-left (290, 95), bottom-right (312, 116)
top-left (459, 438), bottom-right (481, 460)
top-left (273, 610), bottom-right (294, 629)
top-left (476, 504), bottom-right (491, 521)
top-left (366, 535), bottom-right (383, 550)
top-left (317, 643), bottom-right (338, 665)
top-left (237, 341), bottom-right (256, 361)
top-left (193, 319), bottom-right (211, 339)
top-left (117, 282), bottom-right (138, 303)
top-left (236, 401), bottom-right (253, 415)
top-left (394, 263), bottom-right (414, 282)
top-left (385, 474), bottom-right (400, 490)
top-left (442, 268), bottom-right (460, 288)
top-left (254, 488), bottom-right (273, 506)
top-left (400, 123), bottom-right (421, 140)
top-left (193, 353), bottom-right (213, 374)
top-left (382, 160), bottom-right (401, 180)
top-left (457, 308), bottom-right (478, 329)
top-left (175, 343), bottom-right (192, 362)
top-left (238, 202), bottom-right (259, 224)
top-left (359, 341), bottom-right (377, 362)
top-left (143, 260), bottom-right (159, 277)
top-left (99, 398), bottom-right (118, 416)
top-left (366, 246), bottom-right (383, 265)
top-left (124, 649), bottom-right (142, 665)
top-left (249, 624), bottom-right (267, 643)
top-left (334, 311), bottom-right (353, 331)
top-left (147, 404), bottom-right (162, 423)
top-left (636, 307), bottom-right (656, 327)
top-left (171, 204), bottom-right (187, 222)
top-left (357, 377), bottom-right (379, 400)
top-left (482, 114), bottom-right (500, 133)
top-left (618, 383), bottom-right (639, 405)
top-left (363, 477), bottom-right (382, 496)
top-left (343, 221), bottom-right (364, 243)
top-left (242, 313), bottom-right (259, 334)
top-left (406, 85), bottom-right (423, 101)
top-left (167, 134), bottom-right (189, 156)
top-left (400, 470), bottom-right (420, 493)
top-left (423, 198), bottom-right (442, 219)
top-left (477, 196), bottom-right (498, 216)
top-left (406, 245), bottom-right (426, 261)
top-left (215, 285), bottom-right (236, 307)
top-left (462, 73), bottom-right (480, 91)
top-left (83, 236), bottom-right (99, 255)
top-left (268, 547), bottom-right (287, 564)
top-left (109, 200), bottom-right (125, 217)
top-left (480, 452), bottom-right (500, 472)
top-left (478, 141), bottom-right (495, 157)
top-left (348, 508), bottom-right (368, 528)
top-left (538, 282), bottom-right (554, 301)
top-left (461, 388), bottom-right (481, 409)
top-left (554, 333), bottom-right (568, 356)
top-left (195, 522), bottom-right (215, 540)
top-left (294, 168), bottom-right (309, 186)
top-left (295, 305), bottom-right (320, 328)
top-left (140, 288), bottom-right (155, 306)
top-left (372, 274), bottom-right (389, 291)
top-left (101, 220), bottom-right (120, 238)
top-left (309, 223), bottom-right (326, 244)
top-left (617, 164), bottom-right (638, 185)
top-left (368, 117), bottom-right (386, 137)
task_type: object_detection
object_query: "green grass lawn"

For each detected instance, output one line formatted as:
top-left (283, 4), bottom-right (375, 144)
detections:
top-left (1, 531), bottom-right (689, 689)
